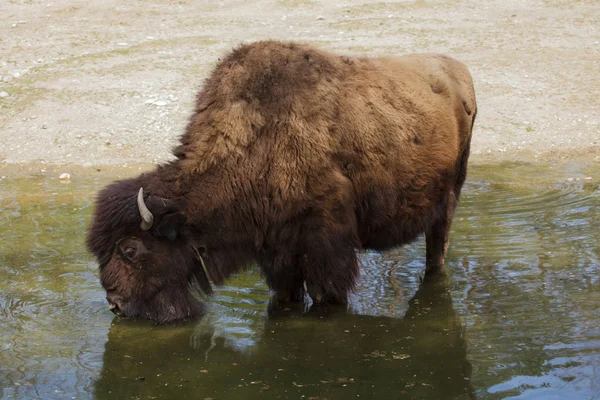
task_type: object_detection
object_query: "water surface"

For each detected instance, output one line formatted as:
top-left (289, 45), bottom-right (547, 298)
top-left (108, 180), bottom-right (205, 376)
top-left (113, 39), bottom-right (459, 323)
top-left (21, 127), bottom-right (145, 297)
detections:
top-left (0, 162), bottom-right (598, 399)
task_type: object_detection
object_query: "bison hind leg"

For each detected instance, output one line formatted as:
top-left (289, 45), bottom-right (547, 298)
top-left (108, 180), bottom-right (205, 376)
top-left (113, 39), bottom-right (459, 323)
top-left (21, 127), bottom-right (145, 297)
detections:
top-left (426, 135), bottom-right (471, 274)
top-left (425, 191), bottom-right (456, 273)
top-left (425, 153), bottom-right (470, 274)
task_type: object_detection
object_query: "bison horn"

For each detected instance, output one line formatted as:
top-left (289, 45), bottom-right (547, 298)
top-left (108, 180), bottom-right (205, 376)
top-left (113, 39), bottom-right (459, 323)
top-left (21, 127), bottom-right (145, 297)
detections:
top-left (137, 187), bottom-right (154, 231)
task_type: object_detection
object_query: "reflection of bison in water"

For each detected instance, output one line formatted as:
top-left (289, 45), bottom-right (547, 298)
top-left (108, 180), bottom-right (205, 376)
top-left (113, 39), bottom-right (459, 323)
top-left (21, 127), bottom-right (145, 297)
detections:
top-left (86, 40), bottom-right (477, 323)
top-left (95, 274), bottom-right (474, 399)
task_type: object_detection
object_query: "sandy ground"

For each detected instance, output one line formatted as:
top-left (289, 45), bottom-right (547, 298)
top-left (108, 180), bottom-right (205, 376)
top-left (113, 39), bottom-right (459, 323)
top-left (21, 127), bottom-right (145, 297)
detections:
top-left (0, 0), bottom-right (599, 176)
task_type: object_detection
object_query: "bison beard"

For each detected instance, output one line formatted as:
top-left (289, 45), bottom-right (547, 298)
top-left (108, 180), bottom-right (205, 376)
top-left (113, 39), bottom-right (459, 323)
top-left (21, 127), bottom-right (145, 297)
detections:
top-left (86, 40), bottom-right (477, 323)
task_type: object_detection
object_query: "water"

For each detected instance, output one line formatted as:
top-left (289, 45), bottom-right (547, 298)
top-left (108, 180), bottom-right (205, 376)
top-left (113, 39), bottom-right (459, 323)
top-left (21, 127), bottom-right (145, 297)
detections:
top-left (0, 162), bottom-right (598, 399)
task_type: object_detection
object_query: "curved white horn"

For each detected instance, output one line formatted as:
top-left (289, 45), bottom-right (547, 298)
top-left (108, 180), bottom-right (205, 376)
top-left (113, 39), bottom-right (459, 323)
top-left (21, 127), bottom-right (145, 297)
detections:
top-left (137, 187), bottom-right (154, 231)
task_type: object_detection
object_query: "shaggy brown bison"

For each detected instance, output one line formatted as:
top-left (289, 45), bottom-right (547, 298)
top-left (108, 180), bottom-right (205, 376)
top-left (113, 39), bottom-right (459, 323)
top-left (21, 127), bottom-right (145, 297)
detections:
top-left (86, 40), bottom-right (477, 323)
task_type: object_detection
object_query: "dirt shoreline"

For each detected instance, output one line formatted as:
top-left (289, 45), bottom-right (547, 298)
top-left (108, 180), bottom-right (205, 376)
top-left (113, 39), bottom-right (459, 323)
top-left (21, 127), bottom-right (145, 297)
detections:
top-left (2, 147), bottom-right (599, 182)
top-left (1, 0), bottom-right (598, 173)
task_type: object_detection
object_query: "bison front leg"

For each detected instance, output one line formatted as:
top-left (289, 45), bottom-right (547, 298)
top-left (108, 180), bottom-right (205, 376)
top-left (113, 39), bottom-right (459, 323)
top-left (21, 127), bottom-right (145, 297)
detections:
top-left (259, 251), bottom-right (306, 305)
top-left (270, 262), bottom-right (306, 305)
top-left (425, 192), bottom-right (457, 273)
top-left (301, 214), bottom-right (361, 306)
top-left (268, 171), bottom-right (360, 306)
top-left (262, 217), bottom-right (359, 306)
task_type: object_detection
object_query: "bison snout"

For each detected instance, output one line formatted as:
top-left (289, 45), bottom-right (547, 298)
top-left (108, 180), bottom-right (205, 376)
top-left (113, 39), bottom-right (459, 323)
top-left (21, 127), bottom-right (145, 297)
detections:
top-left (108, 302), bottom-right (120, 315)
top-left (106, 294), bottom-right (124, 316)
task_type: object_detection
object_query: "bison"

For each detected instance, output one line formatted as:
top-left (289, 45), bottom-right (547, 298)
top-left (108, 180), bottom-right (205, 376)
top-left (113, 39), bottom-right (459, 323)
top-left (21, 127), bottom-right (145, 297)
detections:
top-left (86, 40), bottom-right (477, 323)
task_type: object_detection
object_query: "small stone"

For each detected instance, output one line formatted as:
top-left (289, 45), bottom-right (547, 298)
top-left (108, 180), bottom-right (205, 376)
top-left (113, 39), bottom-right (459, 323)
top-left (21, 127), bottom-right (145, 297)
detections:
top-left (316, 16), bottom-right (325, 20)
top-left (153, 100), bottom-right (167, 106)
top-left (12, 71), bottom-right (21, 78)
top-left (59, 173), bottom-right (71, 181)
top-left (99, 132), bottom-right (110, 138)
top-left (0, 92), bottom-right (9, 98)
top-left (117, 42), bottom-right (129, 47)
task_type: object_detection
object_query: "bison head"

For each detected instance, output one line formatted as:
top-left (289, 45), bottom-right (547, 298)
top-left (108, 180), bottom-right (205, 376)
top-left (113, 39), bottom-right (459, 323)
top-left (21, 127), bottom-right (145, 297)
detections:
top-left (86, 178), bottom-right (212, 324)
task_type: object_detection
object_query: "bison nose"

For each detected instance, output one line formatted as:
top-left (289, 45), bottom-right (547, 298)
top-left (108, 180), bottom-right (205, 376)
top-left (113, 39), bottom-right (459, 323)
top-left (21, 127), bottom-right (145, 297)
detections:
top-left (108, 302), bottom-right (120, 315)
top-left (106, 295), bottom-right (123, 316)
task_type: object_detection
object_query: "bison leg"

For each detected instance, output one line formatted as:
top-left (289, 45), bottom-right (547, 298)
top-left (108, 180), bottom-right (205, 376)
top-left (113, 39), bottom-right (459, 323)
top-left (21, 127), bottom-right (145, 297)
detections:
top-left (271, 267), bottom-right (306, 304)
top-left (425, 192), bottom-right (456, 273)
top-left (262, 224), bottom-right (359, 306)
top-left (268, 170), bottom-right (360, 306)
top-left (425, 140), bottom-right (470, 273)
top-left (302, 216), bottom-right (360, 306)
top-left (259, 252), bottom-right (306, 305)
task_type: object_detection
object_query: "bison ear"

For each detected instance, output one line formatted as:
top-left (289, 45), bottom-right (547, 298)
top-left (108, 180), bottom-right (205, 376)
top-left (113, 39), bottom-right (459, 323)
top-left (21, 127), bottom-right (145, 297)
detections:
top-left (155, 212), bottom-right (187, 241)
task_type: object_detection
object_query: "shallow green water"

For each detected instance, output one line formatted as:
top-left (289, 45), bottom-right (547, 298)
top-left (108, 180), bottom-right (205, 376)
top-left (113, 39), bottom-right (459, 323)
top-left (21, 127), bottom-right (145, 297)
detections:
top-left (0, 162), bottom-right (599, 399)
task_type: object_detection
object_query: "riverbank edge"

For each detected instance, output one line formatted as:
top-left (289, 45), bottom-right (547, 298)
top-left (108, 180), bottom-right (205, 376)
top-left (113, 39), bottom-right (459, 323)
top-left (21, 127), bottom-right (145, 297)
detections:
top-left (1, 145), bottom-right (599, 181)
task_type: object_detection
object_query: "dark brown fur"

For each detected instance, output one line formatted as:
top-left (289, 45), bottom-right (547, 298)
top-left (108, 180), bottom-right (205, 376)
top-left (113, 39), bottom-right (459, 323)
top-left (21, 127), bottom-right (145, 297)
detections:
top-left (86, 40), bottom-right (477, 323)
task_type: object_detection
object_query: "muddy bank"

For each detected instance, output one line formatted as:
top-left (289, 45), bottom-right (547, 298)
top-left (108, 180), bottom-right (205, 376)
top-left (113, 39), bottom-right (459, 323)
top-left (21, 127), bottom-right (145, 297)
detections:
top-left (1, 0), bottom-right (598, 168)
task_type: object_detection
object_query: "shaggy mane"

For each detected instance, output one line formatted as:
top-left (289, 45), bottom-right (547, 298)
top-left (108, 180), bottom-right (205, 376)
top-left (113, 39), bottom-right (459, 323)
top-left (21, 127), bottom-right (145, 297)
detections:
top-left (86, 178), bottom-right (145, 268)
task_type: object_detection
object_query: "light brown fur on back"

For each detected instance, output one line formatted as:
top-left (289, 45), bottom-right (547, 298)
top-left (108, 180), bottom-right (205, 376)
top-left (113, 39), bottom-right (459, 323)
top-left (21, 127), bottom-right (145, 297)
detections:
top-left (173, 41), bottom-right (476, 246)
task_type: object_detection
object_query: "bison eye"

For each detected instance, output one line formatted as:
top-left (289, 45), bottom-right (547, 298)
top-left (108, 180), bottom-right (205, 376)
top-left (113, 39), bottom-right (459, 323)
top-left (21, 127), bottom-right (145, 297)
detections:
top-left (117, 238), bottom-right (146, 262)
top-left (123, 247), bottom-right (136, 259)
